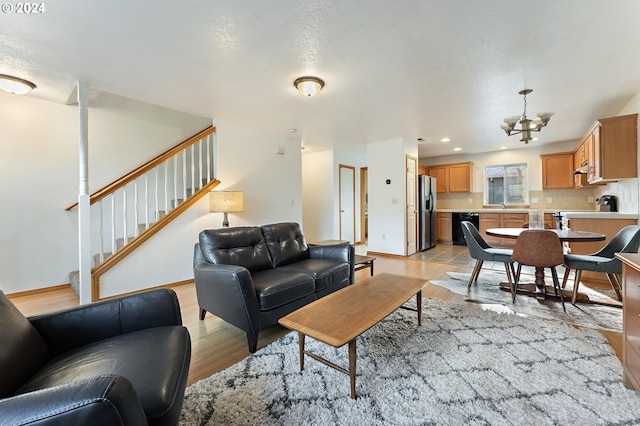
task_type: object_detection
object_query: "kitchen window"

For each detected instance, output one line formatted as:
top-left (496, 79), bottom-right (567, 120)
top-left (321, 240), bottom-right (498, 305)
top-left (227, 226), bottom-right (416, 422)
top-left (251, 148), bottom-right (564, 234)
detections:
top-left (484, 163), bottom-right (528, 206)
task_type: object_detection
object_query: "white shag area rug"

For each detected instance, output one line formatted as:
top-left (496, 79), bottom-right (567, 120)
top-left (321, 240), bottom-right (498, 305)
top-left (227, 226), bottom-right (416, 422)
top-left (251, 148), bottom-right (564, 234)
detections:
top-left (430, 271), bottom-right (622, 333)
top-left (180, 298), bottom-right (640, 425)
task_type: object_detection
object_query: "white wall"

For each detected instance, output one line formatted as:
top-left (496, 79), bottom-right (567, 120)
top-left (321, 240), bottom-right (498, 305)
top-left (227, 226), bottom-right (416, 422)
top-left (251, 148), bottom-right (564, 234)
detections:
top-left (0, 91), bottom-right (212, 295)
top-left (302, 150), bottom-right (334, 242)
top-left (100, 117), bottom-right (304, 297)
top-left (367, 138), bottom-right (417, 255)
top-left (301, 148), bottom-right (367, 244)
top-left (0, 92), bottom-right (304, 297)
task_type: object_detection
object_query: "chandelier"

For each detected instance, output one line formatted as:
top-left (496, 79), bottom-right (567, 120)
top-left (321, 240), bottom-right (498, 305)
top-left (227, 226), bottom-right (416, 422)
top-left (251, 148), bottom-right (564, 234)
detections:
top-left (501, 89), bottom-right (553, 143)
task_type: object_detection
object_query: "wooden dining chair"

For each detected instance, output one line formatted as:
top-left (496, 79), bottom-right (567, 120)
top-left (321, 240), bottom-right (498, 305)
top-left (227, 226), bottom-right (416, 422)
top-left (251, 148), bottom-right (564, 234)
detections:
top-left (512, 230), bottom-right (566, 312)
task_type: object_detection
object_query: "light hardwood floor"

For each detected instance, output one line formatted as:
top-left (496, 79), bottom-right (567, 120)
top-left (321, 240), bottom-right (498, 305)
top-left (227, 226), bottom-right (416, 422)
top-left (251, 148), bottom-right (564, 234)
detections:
top-left (9, 253), bottom-right (622, 387)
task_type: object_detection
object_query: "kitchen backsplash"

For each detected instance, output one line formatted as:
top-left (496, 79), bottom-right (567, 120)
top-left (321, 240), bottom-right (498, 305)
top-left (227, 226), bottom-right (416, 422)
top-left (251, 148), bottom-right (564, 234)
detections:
top-left (439, 188), bottom-right (597, 211)
top-left (595, 178), bottom-right (639, 214)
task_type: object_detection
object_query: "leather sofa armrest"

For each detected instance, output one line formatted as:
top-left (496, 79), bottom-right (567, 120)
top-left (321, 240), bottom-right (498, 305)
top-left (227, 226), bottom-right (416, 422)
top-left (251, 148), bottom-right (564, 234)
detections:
top-left (309, 243), bottom-right (355, 283)
top-left (0, 375), bottom-right (147, 426)
top-left (308, 243), bottom-right (350, 262)
top-left (193, 262), bottom-right (261, 334)
top-left (29, 288), bottom-right (182, 357)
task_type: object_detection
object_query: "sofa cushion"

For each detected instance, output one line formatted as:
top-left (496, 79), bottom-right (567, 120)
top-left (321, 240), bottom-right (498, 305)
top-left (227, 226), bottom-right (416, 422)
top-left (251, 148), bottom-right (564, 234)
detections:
top-left (16, 326), bottom-right (191, 423)
top-left (199, 227), bottom-right (273, 273)
top-left (251, 269), bottom-right (315, 310)
top-left (278, 259), bottom-right (350, 291)
top-left (0, 291), bottom-right (50, 398)
top-left (261, 222), bottom-right (309, 267)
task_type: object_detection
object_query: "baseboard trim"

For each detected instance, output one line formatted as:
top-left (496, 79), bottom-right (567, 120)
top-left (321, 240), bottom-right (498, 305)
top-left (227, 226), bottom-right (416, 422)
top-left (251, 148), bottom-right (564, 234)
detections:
top-left (6, 279), bottom-right (195, 300)
top-left (365, 251), bottom-right (408, 259)
top-left (6, 283), bottom-right (71, 298)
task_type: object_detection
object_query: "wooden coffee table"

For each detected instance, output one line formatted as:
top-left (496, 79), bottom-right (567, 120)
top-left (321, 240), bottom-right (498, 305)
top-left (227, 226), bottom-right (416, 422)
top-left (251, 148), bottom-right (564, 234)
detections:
top-left (278, 273), bottom-right (426, 398)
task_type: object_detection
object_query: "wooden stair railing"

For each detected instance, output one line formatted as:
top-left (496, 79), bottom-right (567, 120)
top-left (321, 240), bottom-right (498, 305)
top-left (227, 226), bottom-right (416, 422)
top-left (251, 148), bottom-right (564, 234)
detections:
top-left (67, 126), bottom-right (219, 301)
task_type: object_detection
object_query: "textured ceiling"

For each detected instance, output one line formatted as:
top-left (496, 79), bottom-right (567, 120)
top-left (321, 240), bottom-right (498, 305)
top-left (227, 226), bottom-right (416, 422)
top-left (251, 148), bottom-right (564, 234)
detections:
top-left (2, 0), bottom-right (640, 158)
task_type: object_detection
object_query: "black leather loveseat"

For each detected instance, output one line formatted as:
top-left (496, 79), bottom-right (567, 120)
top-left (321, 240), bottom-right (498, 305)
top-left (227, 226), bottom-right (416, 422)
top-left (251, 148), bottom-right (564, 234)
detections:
top-left (0, 288), bottom-right (191, 426)
top-left (194, 222), bottom-right (354, 352)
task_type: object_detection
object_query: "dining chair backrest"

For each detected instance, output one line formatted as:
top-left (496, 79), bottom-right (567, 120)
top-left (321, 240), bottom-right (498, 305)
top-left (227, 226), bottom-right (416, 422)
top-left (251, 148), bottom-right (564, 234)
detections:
top-left (461, 220), bottom-right (491, 256)
top-left (512, 230), bottom-right (564, 268)
top-left (594, 225), bottom-right (640, 258)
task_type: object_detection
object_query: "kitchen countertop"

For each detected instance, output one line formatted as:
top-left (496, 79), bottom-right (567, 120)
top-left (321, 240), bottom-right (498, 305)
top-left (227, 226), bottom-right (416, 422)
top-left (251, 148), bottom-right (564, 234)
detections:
top-left (559, 211), bottom-right (639, 219)
top-left (436, 209), bottom-right (639, 219)
top-left (436, 209), bottom-right (557, 214)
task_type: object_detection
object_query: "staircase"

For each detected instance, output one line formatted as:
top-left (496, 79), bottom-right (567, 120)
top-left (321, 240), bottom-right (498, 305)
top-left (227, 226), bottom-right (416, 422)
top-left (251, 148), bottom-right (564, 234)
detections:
top-left (67, 126), bottom-right (219, 300)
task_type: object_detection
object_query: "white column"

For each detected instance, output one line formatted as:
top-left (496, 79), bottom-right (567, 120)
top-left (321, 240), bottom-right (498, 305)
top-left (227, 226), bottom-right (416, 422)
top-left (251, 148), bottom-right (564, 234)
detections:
top-left (77, 82), bottom-right (92, 304)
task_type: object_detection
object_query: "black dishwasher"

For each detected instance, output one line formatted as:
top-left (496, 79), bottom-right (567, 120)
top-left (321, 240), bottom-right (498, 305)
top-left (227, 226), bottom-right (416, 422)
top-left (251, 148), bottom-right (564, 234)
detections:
top-left (452, 212), bottom-right (479, 245)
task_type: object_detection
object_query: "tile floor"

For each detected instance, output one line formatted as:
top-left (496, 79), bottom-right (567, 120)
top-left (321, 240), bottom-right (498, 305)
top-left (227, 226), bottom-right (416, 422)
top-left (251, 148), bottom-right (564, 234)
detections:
top-left (356, 241), bottom-right (519, 273)
top-left (409, 243), bottom-right (476, 266)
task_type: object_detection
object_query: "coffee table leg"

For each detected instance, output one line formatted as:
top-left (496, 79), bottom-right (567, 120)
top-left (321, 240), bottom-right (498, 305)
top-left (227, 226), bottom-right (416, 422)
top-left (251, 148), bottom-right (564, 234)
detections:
top-left (349, 339), bottom-right (357, 399)
top-left (416, 289), bottom-right (422, 326)
top-left (298, 332), bottom-right (305, 371)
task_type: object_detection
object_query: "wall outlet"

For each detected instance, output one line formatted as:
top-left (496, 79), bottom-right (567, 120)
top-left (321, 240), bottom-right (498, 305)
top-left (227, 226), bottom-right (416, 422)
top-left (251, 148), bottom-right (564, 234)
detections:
top-left (468, 198), bottom-right (473, 204)
top-left (546, 197), bottom-right (552, 204)
top-left (531, 197), bottom-right (539, 203)
top-left (588, 196), bottom-right (594, 203)
top-left (392, 198), bottom-right (399, 205)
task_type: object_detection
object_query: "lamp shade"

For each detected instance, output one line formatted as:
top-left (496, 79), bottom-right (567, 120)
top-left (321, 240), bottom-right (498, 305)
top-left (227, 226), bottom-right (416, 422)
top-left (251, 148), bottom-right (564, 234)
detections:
top-left (209, 191), bottom-right (243, 213)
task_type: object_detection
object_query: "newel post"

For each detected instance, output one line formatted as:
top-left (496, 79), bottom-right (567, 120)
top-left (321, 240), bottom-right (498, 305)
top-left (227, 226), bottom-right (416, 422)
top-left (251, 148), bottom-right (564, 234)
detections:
top-left (77, 82), bottom-right (92, 304)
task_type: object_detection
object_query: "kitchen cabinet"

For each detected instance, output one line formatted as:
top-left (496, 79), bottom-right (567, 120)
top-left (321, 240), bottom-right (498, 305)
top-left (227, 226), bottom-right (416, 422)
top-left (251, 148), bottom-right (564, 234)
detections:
top-left (436, 212), bottom-right (452, 242)
top-left (616, 253), bottom-right (640, 393)
top-left (479, 212), bottom-right (527, 246)
top-left (427, 166), bottom-right (448, 193)
top-left (418, 165), bottom-right (427, 175)
top-left (544, 213), bottom-right (554, 229)
top-left (426, 162), bottom-right (472, 193)
top-left (448, 163), bottom-right (472, 192)
top-left (479, 213), bottom-right (501, 245)
top-left (567, 217), bottom-right (638, 284)
top-left (581, 113), bottom-right (638, 184)
top-left (541, 152), bottom-right (574, 189)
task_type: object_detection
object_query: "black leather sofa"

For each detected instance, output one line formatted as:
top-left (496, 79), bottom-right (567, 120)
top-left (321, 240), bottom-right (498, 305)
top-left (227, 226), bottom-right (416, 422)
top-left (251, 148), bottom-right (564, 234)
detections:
top-left (194, 222), bottom-right (354, 352)
top-left (0, 288), bottom-right (191, 426)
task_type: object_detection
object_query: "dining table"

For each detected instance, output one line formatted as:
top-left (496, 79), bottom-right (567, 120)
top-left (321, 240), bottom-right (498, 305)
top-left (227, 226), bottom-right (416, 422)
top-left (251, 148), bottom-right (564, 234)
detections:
top-left (485, 228), bottom-right (606, 301)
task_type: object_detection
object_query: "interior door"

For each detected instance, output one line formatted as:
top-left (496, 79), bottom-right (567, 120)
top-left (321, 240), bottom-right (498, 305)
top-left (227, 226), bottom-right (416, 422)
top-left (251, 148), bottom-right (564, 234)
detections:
top-left (339, 164), bottom-right (356, 243)
top-left (406, 155), bottom-right (417, 255)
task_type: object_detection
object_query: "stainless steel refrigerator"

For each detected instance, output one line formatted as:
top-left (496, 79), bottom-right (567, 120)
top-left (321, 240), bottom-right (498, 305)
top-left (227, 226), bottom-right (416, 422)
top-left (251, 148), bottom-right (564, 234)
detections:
top-left (418, 175), bottom-right (437, 251)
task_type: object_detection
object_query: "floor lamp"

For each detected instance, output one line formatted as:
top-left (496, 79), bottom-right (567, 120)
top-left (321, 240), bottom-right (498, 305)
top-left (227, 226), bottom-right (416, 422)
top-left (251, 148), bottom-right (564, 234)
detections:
top-left (209, 191), bottom-right (244, 227)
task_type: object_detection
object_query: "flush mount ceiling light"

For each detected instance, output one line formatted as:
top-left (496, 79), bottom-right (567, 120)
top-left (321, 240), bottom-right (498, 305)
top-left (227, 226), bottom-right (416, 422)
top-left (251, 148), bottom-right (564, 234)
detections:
top-left (294, 76), bottom-right (324, 97)
top-left (500, 89), bottom-right (553, 144)
top-left (0, 74), bottom-right (36, 94)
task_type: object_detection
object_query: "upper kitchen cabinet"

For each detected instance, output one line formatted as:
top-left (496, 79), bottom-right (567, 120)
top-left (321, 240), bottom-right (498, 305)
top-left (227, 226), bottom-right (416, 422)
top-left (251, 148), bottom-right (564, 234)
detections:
top-left (427, 162), bottom-right (472, 193)
top-left (583, 113), bottom-right (637, 184)
top-left (541, 152), bottom-right (574, 189)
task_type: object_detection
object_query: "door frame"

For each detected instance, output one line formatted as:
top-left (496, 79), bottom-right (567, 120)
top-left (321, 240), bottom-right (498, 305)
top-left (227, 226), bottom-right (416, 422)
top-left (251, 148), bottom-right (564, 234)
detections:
top-left (406, 155), bottom-right (418, 256)
top-left (359, 167), bottom-right (367, 244)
